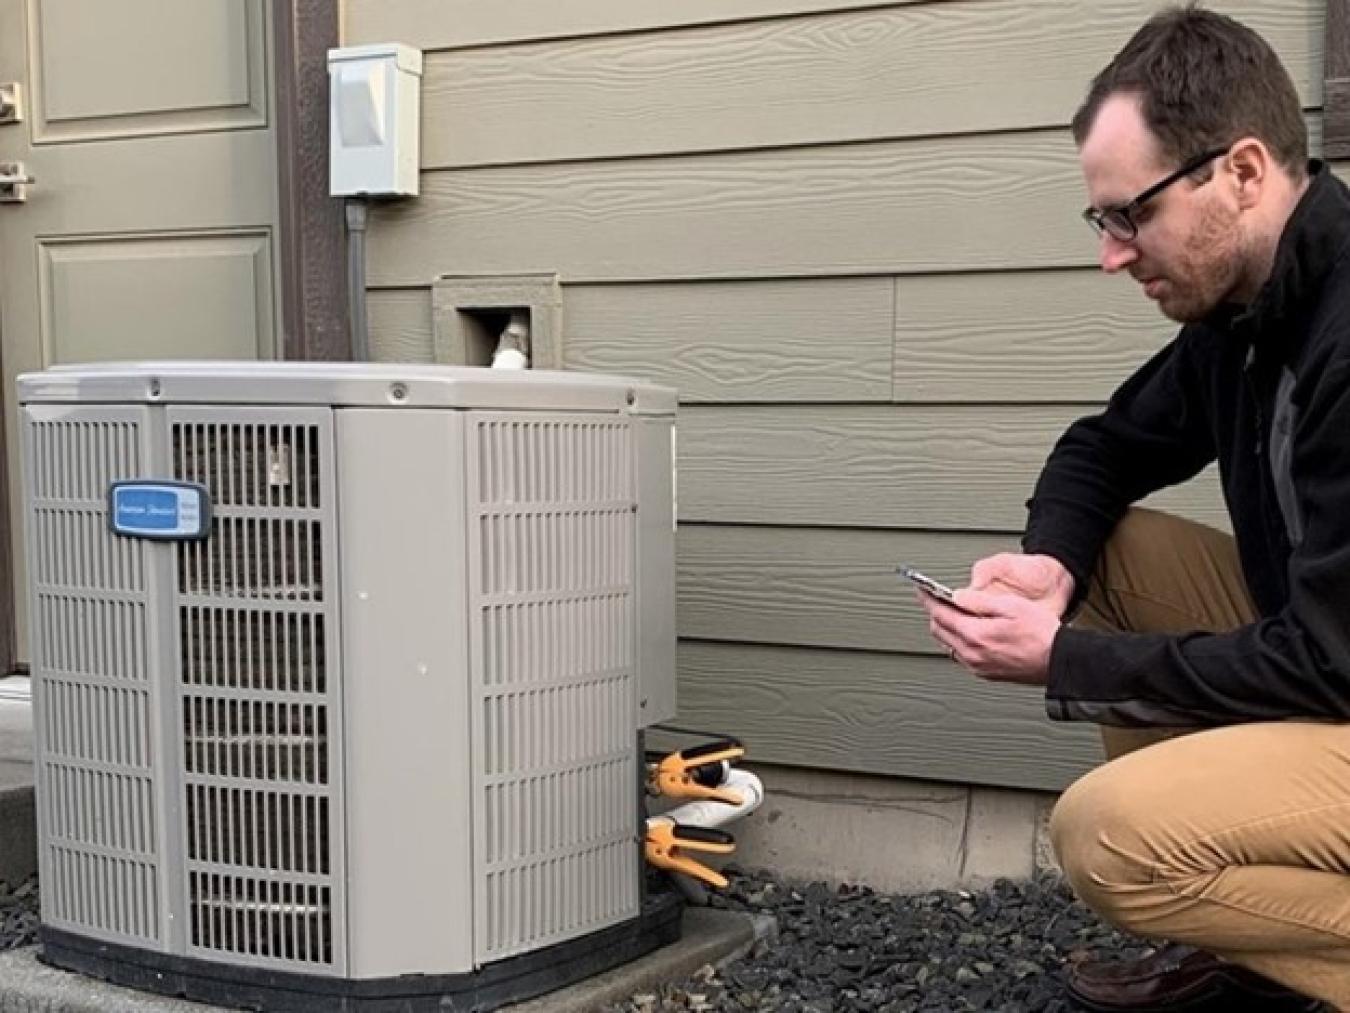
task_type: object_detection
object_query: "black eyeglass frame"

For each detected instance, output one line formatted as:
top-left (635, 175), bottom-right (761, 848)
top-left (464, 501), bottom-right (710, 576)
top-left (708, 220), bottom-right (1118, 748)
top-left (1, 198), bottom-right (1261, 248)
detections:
top-left (1082, 146), bottom-right (1230, 242)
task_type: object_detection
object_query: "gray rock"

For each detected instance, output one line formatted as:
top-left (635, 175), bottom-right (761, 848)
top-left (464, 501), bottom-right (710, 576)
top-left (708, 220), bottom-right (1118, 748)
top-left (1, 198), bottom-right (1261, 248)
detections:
top-left (603, 867), bottom-right (1149, 1011)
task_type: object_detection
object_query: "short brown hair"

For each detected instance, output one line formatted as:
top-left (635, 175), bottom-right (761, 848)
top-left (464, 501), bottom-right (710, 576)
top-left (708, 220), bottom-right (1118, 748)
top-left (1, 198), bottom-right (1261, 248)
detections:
top-left (1072, 3), bottom-right (1307, 175)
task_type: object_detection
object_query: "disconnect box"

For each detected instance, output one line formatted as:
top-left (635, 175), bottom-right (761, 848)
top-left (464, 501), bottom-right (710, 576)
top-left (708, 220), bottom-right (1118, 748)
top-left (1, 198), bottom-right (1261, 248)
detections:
top-left (328, 43), bottom-right (422, 197)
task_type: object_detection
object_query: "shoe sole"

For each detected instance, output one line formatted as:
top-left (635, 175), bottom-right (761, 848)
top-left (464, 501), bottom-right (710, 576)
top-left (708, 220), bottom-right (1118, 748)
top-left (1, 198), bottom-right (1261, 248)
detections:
top-left (1066, 988), bottom-right (1222, 1013)
top-left (1067, 988), bottom-right (1327, 1013)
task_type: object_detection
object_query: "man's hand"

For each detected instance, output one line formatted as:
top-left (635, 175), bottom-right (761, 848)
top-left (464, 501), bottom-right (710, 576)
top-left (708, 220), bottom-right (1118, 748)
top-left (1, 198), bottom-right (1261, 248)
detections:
top-left (918, 587), bottom-right (1062, 687)
top-left (969, 552), bottom-right (1076, 618)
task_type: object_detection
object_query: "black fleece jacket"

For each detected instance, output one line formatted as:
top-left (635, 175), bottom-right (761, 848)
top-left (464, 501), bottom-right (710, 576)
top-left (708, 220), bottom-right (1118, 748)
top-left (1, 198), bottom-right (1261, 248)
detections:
top-left (1024, 163), bottom-right (1350, 726)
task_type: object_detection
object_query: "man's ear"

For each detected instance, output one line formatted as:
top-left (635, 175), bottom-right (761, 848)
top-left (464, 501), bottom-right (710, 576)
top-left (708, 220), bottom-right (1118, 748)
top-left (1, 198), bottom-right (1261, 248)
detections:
top-left (1225, 138), bottom-right (1269, 210)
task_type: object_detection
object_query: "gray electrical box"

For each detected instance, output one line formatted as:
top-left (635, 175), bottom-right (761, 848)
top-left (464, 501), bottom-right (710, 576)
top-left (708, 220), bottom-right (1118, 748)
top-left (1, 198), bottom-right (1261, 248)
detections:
top-left (18, 362), bottom-right (679, 1009)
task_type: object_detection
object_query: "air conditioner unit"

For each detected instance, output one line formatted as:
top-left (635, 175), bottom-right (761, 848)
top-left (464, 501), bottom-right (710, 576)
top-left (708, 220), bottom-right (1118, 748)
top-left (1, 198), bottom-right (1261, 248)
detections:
top-left (18, 362), bottom-right (680, 1011)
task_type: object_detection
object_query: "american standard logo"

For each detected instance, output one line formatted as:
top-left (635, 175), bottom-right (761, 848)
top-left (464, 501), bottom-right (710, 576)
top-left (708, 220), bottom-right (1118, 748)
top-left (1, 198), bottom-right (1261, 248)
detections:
top-left (108, 481), bottom-right (212, 541)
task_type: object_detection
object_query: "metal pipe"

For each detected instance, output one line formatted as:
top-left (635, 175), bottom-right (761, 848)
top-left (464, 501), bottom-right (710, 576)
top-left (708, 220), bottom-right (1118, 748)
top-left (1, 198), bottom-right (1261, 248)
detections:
top-left (345, 198), bottom-right (370, 360)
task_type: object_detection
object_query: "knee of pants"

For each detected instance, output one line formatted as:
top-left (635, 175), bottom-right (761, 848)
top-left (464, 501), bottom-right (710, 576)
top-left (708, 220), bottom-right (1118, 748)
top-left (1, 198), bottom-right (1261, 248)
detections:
top-left (1079, 508), bottom-right (1166, 623)
top-left (1050, 769), bottom-right (1168, 932)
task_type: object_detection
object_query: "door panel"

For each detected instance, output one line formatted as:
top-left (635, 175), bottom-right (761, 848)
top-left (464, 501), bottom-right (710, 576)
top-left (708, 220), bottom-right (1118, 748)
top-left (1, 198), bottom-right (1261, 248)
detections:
top-left (0, 0), bottom-right (282, 667)
top-left (32, 0), bottom-right (267, 141)
top-left (41, 231), bottom-right (274, 363)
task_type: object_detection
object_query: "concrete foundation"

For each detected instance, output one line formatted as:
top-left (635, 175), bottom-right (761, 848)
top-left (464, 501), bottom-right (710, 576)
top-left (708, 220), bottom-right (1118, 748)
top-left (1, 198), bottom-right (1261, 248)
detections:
top-left (724, 763), bottom-right (1063, 891)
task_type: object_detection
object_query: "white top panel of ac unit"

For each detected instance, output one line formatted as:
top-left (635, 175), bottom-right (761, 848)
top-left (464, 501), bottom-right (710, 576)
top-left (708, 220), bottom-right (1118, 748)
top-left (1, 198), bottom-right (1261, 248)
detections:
top-left (16, 362), bottom-right (677, 415)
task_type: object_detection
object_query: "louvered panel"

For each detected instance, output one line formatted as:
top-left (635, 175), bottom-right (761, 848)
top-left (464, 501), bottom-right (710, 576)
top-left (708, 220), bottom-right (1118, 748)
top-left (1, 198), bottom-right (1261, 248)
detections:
top-left (482, 595), bottom-right (630, 688)
top-left (484, 838), bottom-right (637, 960)
top-left (468, 414), bottom-right (640, 962)
top-left (22, 407), bottom-right (161, 946)
top-left (168, 407), bottom-right (346, 974)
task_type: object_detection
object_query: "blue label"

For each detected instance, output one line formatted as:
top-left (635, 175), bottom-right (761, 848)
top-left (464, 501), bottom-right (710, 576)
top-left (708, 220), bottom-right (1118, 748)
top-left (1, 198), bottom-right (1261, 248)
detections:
top-left (109, 482), bottom-right (211, 540)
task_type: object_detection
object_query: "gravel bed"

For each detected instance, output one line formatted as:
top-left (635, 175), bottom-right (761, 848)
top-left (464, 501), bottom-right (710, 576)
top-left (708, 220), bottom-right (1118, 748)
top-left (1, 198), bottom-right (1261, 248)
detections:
top-left (0, 876), bottom-right (39, 953)
top-left (1, 869), bottom-right (1139, 1011)
top-left (607, 868), bottom-right (1148, 1013)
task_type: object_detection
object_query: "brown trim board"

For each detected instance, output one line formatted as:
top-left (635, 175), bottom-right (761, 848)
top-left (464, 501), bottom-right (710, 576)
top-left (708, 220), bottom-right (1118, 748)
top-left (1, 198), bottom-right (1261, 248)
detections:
top-left (273, 0), bottom-right (350, 361)
top-left (1327, 0), bottom-right (1350, 159)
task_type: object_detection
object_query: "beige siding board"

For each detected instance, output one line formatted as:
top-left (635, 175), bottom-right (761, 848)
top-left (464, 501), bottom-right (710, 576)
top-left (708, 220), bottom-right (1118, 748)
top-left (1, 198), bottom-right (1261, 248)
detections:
top-left (368, 288), bottom-right (434, 362)
top-left (344, 0), bottom-right (933, 51)
top-left (677, 641), bottom-right (1100, 791)
top-left (369, 116), bottom-right (1323, 287)
top-left (565, 280), bottom-right (892, 402)
top-left (370, 131), bottom-right (1084, 286)
top-left (419, 2), bottom-right (1320, 169)
top-left (679, 526), bottom-right (1016, 651)
top-left (368, 278), bottom-right (893, 398)
top-left (895, 269), bottom-right (1175, 402)
top-left (678, 406), bottom-right (1226, 529)
top-left (363, 271), bottom-right (1175, 406)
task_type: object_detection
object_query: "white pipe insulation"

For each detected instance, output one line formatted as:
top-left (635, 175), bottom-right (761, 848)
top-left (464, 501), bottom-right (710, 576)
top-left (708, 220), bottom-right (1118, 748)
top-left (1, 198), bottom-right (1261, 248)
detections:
top-left (655, 767), bottom-right (765, 830)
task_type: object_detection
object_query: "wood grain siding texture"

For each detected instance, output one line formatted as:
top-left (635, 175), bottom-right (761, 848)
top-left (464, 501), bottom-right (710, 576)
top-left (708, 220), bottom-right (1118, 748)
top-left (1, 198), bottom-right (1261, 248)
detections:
top-left (678, 406), bottom-right (1226, 529)
top-left (344, 0), bottom-right (940, 51)
top-left (368, 289), bottom-right (434, 362)
top-left (678, 526), bottom-right (1018, 651)
top-left (366, 116), bottom-right (1323, 287)
top-left (1328, 0), bottom-right (1350, 158)
top-left (564, 280), bottom-right (893, 403)
top-left (894, 270), bottom-right (1176, 402)
top-left (349, 0), bottom-right (1322, 791)
top-left (678, 642), bottom-right (1102, 792)
top-left (366, 271), bottom-right (1185, 405)
top-left (413, 1), bottom-right (1319, 169)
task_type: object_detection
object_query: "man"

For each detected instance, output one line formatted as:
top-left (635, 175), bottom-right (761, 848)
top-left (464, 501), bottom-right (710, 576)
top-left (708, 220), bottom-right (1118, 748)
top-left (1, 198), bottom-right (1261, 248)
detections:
top-left (918, 5), bottom-right (1350, 1012)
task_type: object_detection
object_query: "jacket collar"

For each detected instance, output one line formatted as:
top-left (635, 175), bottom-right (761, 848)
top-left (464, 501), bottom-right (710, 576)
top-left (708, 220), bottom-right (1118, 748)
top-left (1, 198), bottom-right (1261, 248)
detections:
top-left (1225, 161), bottom-right (1350, 346)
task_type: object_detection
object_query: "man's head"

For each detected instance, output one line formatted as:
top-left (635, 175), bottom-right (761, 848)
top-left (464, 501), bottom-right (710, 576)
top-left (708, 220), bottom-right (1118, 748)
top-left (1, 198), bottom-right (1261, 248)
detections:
top-left (1072, 4), bottom-right (1308, 323)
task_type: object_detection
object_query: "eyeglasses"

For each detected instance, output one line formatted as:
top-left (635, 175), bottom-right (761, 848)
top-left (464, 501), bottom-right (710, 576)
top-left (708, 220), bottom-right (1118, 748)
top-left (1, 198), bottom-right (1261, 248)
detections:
top-left (1082, 146), bottom-right (1230, 242)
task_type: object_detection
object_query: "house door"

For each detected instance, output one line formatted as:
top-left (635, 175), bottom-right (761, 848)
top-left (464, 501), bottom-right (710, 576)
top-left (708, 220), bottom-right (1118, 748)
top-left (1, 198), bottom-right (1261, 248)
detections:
top-left (0, 0), bottom-right (282, 669)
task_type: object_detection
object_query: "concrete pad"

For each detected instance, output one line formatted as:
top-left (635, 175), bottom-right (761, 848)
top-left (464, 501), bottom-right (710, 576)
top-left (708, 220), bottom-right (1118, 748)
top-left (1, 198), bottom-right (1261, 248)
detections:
top-left (0, 686), bottom-right (36, 888)
top-left (0, 787), bottom-right (35, 889)
top-left (504, 908), bottom-right (774, 1012)
top-left (0, 687), bottom-right (34, 793)
top-left (0, 946), bottom-right (221, 1013)
top-left (0, 909), bottom-right (769, 1013)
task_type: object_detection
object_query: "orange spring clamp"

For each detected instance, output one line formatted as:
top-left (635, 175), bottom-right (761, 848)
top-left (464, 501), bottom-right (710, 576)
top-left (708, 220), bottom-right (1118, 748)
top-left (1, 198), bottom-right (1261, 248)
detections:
top-left (651, 739), bottom-right (746, 804)
top-left (644, 818), bottom-right (736, 889)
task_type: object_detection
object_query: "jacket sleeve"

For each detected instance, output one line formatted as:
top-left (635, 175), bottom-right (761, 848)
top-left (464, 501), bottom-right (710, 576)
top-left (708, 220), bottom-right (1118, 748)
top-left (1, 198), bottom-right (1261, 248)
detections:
top-left (1022, 330), bottom-right (1218, 595)
top-left (1046, 353), bottom-right (1350, 726)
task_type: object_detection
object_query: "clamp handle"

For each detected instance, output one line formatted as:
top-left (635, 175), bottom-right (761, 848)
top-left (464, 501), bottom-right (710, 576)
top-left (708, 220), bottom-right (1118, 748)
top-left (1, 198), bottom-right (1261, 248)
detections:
top-left (651, 739), bottom-right (746, 803)
top-left (644, 819), bottom-right (735, 888)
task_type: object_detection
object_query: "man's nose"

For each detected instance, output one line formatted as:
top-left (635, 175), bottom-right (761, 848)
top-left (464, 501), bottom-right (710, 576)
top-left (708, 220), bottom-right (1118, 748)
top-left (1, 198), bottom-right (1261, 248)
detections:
top-left (1099, 233), bottom-right (1139, 274)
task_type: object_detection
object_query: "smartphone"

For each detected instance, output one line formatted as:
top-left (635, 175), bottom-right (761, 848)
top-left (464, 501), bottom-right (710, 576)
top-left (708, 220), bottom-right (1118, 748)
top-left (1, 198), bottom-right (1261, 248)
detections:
top-left (897, 566), bottom-right (975, 613)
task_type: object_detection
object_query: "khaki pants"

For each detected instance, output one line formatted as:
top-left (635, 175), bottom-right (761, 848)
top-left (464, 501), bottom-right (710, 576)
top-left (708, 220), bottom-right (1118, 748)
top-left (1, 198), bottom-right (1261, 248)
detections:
top-left (1048, 508), bottom-right (1350, 1007)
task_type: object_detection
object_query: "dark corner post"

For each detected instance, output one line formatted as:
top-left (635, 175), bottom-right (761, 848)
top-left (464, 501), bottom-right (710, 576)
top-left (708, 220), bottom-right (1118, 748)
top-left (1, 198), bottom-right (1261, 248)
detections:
top-left (273, 0), bottom-right (350, 361)
top-left (1325, 0), bottom-right (1350, 160)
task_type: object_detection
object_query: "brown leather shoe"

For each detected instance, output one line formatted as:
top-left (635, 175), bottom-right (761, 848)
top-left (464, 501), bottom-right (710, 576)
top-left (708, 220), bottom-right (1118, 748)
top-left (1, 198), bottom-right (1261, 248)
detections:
top-left (1064, 942), bottom-right (1326, 1011)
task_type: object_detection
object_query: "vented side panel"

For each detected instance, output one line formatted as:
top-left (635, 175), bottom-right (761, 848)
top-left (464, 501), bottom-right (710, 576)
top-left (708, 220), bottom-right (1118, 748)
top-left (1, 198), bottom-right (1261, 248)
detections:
top-left (469, 415), bottom-right (639, 963)
top-left (23, 408), bottom-right (162, 946)
top-left (170, 409), bottom-right (345, 973)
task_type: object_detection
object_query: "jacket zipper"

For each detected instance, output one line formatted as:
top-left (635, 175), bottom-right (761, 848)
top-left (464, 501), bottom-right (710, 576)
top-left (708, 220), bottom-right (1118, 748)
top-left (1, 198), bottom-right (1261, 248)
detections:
top-left (1244, 345), bottom-right (1265, 457)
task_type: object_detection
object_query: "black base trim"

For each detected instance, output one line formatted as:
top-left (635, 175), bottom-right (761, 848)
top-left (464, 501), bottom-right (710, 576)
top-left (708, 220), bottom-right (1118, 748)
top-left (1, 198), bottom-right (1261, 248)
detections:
top-left (40, 891), bottom-right (684, 1012)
